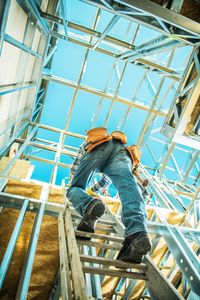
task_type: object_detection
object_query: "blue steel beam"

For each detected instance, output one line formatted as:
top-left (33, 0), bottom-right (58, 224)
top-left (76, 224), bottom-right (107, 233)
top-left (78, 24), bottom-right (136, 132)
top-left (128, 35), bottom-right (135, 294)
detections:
top-left (92, 15), bottom-right (119, 50)
top-left (16, 201), bottom-right (46, 300)
top-left (4, 34), bottom-right (42, 59)
top-left (0, 191), bottom-right (64, 216)
top-left (0, 82), bottom-right (36, 96)
top-left (0, 0), bottom-right (11, 56)
top-left (0, 121), bottom-right (29, 158)
top-left (0, 199), bottom-right (29, 289)
top-left (43, 45), bottom-right (57, 66)
top-left (60, 0), bottom-right (68, 36)
top-left (155, 208), bottom-right (200, 296)
top-left (0, 178), bottom-right (7, 191)
top-left (80, 0), bottom-right (200, 43)
top-left (17, 0), bottom-right (49, 34)
top-left (1, 125), bottom-right (38, 177)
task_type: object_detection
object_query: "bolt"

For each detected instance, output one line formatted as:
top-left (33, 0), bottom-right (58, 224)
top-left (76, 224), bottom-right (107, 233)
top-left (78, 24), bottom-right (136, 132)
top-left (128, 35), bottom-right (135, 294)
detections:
top-left (185, 267), bottom-right (188, 272)
top-left (180, 259), bottom-right (183, 263)
top-left (190, 276), bottom-right (193, 281)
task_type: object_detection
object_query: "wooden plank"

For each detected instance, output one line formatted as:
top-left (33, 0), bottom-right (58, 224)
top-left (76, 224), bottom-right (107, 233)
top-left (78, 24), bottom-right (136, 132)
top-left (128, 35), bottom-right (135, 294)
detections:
top-left (77, 239), bottom-right (121, 251)
top-left (0, 157), bottom-right (31, 178)
top-left (73, 221), bottom-right (116, 233)
top-left (80, 254), bottom-right (147, 271)
top-left (64, 203), bottom-right (88, 300)
top-left (75, 230), bottom-right (123, 242)
top-left (58, 213), bottom-right (72, 300)
top-left (145, 256), bottom-right (185, 300)
top-left (82, 266), bottom-right (146, 280)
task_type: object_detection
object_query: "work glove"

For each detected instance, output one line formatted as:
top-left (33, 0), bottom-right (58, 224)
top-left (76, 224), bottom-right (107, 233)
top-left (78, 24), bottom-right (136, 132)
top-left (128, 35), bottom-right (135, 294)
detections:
top-left (86, 187), bottom-right (99, 198)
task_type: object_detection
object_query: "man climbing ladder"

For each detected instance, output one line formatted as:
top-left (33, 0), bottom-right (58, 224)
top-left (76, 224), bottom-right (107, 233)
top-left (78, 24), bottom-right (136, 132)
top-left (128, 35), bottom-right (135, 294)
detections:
top-left (67, 127), bottom-right (151, 263)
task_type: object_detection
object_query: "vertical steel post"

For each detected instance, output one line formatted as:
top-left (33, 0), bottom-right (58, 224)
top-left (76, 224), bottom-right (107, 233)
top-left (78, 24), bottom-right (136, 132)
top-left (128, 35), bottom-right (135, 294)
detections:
top-left (0, 199), bottom-right (29, 289)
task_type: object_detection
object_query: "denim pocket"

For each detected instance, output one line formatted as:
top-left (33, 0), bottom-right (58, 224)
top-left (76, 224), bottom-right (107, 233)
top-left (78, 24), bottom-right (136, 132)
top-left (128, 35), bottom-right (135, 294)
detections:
top-left (118, 149), bottom-right (131, 163)
top-left (93, 148), bottom-right (104, 159)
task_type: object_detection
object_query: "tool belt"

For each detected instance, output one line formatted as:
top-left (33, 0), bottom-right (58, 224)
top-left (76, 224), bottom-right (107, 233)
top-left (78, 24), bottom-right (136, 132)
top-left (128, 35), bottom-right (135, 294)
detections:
top-left (84, 128), bottom-right (140, 169)
top-left (126, 145), bottom-right (140, 168)
top-left (111, 131), bottom-right (127, 144)
top-left (85, 127), bottom-right (112, 152)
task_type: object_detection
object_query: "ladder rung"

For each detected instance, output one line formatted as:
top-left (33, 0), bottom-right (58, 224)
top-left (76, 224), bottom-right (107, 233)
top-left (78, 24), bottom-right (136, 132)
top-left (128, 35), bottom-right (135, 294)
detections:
top-left (72, 213), bottom-right (116, 226)
top-left (73, 222), bottom-right (116, 233)
top-left (80, 255), bottom-right (147, 271)
top-left (82, 266), bottom-right (147, 280)
top-left (98, 219), bottom-right (116, 226)
top-left (77, 239), bottom-right (121, 251)
top-left (75, 230), bottom-right (123, 242)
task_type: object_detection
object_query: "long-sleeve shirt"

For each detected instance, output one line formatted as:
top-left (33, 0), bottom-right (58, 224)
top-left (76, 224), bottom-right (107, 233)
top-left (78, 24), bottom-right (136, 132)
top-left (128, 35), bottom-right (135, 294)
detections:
top-left (69, 143), bottom-right (112, 191)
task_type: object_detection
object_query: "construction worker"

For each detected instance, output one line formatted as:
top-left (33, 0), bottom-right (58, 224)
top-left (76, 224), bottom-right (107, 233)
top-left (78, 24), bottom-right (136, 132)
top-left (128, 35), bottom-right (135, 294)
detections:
top-left (67, 128), bottom-right (151, 263)
top-left (69, 142), bottom-right (112, 196)
top-left (70, 143), bottom-right (148, 198)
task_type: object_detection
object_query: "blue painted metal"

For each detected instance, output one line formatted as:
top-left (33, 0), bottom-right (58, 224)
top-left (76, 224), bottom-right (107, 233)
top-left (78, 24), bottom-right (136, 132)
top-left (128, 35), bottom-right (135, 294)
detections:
top-left (43, 45), bottom-right (57, 66)
top-left (122, 279), bottom-right (137, 300)
top-left (4, 34), bottom-right (42, 58)
top-left (0, 199), bottom-right (29, 289)
top-left (0, 82), bottom-right (36, 96)
top-left (0, 111), bottom-right (30, 138)
top-left (17, 0), bottom-right (49, 34)
top-left (16, 201), bottom-right (46, 300)
top-left (0, 178), bottom-right (7, 191)
top-left (156, 209), bottom-right (200, 296)
top-left (92, 15), bottom-right (120, 50)
top-left (0, 126), bottom-right (38, 177)
top-left (90, 247), bottom-right (102, 299)
top-left (0, 191), bottom-right (64, 216)
top-left (0, 121), bottom-right (29, 158)
top-left (60, 0), bottom-right (68, 36)
top-left (0, 0), bottom-right (11, 55)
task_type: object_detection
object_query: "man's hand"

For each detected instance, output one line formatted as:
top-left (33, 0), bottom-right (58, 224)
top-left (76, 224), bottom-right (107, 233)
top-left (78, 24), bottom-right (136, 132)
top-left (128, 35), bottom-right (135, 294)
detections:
top-left (86, 187), bottom-right (99, 198)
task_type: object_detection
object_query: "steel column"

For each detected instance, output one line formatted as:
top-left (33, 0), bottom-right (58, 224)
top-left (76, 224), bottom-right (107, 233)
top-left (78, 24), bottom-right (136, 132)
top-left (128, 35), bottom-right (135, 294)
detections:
top-left (0, 199), bottom-right (29, 289)
top-left (16, 185), bottom-right (50, 300)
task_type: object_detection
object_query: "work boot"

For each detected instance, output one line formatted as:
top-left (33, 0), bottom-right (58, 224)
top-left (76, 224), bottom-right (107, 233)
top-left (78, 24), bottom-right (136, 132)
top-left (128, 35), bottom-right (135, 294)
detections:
top-left (116, 232), bottom-right (152, 263)
top-left (76, 199), bottom-right (105, 237)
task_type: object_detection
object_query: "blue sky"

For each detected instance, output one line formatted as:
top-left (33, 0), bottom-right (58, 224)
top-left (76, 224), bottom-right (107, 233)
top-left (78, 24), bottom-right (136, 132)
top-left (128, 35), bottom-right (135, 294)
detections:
top-left (29, 0), bottom-right (199, 187)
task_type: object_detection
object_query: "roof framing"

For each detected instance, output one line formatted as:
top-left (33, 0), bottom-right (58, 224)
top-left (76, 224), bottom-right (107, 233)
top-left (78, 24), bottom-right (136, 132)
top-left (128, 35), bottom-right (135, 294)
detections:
top-left (80, 0), bottom-right (200, 44)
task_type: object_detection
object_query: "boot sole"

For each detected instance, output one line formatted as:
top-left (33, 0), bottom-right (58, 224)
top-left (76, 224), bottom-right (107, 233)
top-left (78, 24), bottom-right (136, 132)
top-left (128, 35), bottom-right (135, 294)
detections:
top-left (118, 235), bottom-right (152, 263)
top-left (76, 200), bottom-right (105, 239)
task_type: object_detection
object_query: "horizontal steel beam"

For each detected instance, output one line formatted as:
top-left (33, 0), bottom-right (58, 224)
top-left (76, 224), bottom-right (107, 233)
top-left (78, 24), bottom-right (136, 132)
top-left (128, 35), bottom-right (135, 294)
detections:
top-left (42, 71), bottom-right (167, 117)
top-left (1, 126), bottom-right (38, 177)
top-left (4, 34), bottom-right (42, 59)
top-left (16, 139), bottom-right (77, 157)
top-left (0, 0), bottom-right (11, 55)
top-left (23, 154), bottom-right (71, 168)
top-left (0, 191), bottom-right (64, 216)
top-left (31, 122), bottom-right (86, 139)
top-left (0, 199), bottom-right (29, 289)
top-left (0, 121), bottom-right (29, 158)
top-left (80, 0), bottom-right (200, 44)
top-left (155, 208), bottom-right (200, 296)
top-left (17, 0), bottom-right (49, 34)
top-left (0, 82), bottom-right (36, 96)
top-left (41, 12), bottom-right (181, 80)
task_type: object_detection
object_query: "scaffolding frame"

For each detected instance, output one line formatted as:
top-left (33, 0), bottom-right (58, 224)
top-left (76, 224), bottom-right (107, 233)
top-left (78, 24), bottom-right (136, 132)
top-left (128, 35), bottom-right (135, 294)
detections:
top-left (0, 0), bottom-right (200, 299)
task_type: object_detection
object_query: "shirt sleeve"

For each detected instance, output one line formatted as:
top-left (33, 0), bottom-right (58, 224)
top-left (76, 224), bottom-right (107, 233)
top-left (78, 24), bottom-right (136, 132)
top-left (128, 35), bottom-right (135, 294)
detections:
top-left (69, 143), bottom-right (85, 184)
top-left (92, 174), bottom-right (112, 193)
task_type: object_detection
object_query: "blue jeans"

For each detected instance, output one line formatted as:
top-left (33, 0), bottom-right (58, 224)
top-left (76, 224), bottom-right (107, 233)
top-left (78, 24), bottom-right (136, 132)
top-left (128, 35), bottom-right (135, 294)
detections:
top-left (67, 139), bottom-right (147, 237)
